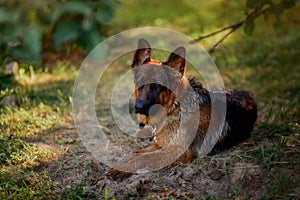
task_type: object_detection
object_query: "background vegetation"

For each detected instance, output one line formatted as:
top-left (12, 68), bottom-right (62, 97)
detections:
top-left (0, 0), bottom-right (299, 199)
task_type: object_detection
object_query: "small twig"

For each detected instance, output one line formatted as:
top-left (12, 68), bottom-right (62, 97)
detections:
top-left (191, 6), bottom-right (271, 53)
top-left (208, 26), bottom-right (238, 53)
top-left (193, 20), bottom-right (244, 43)
top-left (271, 161), bottom-right (300, 164)
top-left (224, 165), bottom-right (260, 170)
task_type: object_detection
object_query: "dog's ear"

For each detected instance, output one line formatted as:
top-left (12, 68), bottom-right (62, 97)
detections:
top-left (166, 47), bottom-right (186, 75)
top-left (131, 38), bottom-right (152, 68)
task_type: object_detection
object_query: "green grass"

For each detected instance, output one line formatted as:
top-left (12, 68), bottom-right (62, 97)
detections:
top-left (0, 168), bottom-right (58, 199)
top-left (61, 183), bottom-right (97, 200)
top-left (0, 0), bottom-right (300, 199)
top-left (0, 64), bottom-right (76, 199)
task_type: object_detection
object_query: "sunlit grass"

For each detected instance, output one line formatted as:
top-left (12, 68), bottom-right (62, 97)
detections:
top-left (0, 0), bottom-right (299, 198)
top-left (0, 64), bottom-right (76, 199)
top-left (0, 105), bottom-right (60, 137)
top-left (0, 137), bottom-right (59, 168)
top-left (0, 168), bottom-right (58, 199)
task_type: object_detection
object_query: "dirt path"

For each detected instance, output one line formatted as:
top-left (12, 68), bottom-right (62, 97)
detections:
top-left (35, 116), bottom-right (283, 199)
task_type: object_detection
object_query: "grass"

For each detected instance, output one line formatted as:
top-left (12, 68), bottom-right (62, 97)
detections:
top-left (0, 63), bottom-right (76, 199)
top-left (61, 183), bottom-right (97, 199)
top-left (0, 168), bottom-right (58, 199)
top-left (0, 0), bottom-right (300, 199)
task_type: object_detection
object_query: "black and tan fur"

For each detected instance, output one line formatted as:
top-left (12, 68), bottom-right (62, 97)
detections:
top-left (107, 39), bottom-right (257, 178)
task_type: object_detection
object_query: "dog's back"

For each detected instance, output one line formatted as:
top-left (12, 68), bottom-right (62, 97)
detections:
top-left (107, 39), bottom-right (257, 177)
top-left (210, 89), bottom-right (257, 154)
top-left (187, 77), bottom-right (257, 156)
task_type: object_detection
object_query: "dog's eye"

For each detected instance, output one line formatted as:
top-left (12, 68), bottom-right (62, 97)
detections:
top-left (138, 85), bottom-right (144, 90)
top-left (150, 84), bottom-right (156, 90)
top-left (150, 84), bottom-right (161, 91)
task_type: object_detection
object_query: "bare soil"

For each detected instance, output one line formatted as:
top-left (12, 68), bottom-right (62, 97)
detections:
top-left (33, 115), bottom-right (300, 199)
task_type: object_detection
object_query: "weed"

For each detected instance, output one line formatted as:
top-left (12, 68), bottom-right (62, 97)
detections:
top-left (0, 168), bottom-right (58, 199)
top-left (272, 172), bottom-right (293, 196)
top-left (202, 195), bottom-right (222, 200)
top-left (0, 136), bottom-right (57, 168)
top-left (61, 183), bottom-right (96, 200)
top-left (261, 169), bottom-right (296, 199)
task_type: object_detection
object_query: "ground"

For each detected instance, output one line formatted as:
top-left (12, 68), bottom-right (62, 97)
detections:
top-left (0, 1), bottom-right (299, 199)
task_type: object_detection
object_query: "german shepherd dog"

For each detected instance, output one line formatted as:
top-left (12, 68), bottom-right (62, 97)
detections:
top-left (107, 39), bottom-right (257, 178)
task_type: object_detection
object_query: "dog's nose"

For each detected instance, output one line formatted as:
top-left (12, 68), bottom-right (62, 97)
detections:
top-left (135, 100), bottom-right (146, 114)
top-left (135, 100), bottom-right (144, 109)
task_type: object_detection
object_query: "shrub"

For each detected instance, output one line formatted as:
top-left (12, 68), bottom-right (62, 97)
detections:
top-left (0, 0), bottom-right (119, 63)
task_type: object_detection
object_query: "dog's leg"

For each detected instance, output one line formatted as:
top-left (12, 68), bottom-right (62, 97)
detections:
top-left (107, 144), bottom-right (184, 179)
top-left (175, 147), bottom-right (197, 163)
top-left (106, 143), bottom-right (162, 179)
top-left (133, 142), bottom-right (162, 153)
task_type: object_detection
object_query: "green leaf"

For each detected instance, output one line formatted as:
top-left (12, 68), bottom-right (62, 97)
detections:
top-left (78, 28), bottom-right (103, 52)
top-left (245, 0), bottom-right (270, 12)
top-left (273, 19), bottom-right (285, 34)
top-left (86, 39), bottom-right (108, 62)
top-left (0, 8), bottom-right (20, 23)
top-left (61, 1), bottom-right (92, 16)
top-left (280, 0), bottom-right (296, 9)
top-left (244, 20), bottom-right (255, 36)
top-left (263, 12), bottom-right (269, 21)
top-left (95, 10), bottom-right (114, 23)
top-left (52, 20), bottom-right (80, 51)
top-left (51, 1), bottom-right (92, 23)
top-left (9, 27), bottom-right (42, 61)
top-left (246, 0), bottom-right (257, 9)
top-left (82, 18), bottom-right (94, 31)
top-left (0, 24), bottom-right (17, 41)
top-left (269, 4), bottom-right (283, 17)
top-left (50, 5), bottom-right (62, 23)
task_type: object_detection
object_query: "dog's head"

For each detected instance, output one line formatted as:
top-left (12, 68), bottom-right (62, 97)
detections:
top-left (131, 38), bottom-right (189, 126)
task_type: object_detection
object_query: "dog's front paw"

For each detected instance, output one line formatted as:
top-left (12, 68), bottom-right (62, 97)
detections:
top-left (106, 168), bottom-right (132, 180)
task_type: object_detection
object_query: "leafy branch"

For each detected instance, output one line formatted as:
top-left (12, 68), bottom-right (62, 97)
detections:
top-left (0, 0), bottom-right (119, 64)
top-left (192, 0), bottom-right (298, 53)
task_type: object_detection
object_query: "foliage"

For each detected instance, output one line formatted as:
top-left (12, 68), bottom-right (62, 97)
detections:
top-left (0, 0), bottom-right (119, 63)
top-left (194, 0), bottom-right (299, 52)
top-left (243, 0), bottom-right (298, 36)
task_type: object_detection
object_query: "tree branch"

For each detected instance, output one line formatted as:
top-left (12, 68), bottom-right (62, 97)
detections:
top-left (208, 26), bottom-right (237, 53)
top-left (191, 6), bottom-right (271, 53)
